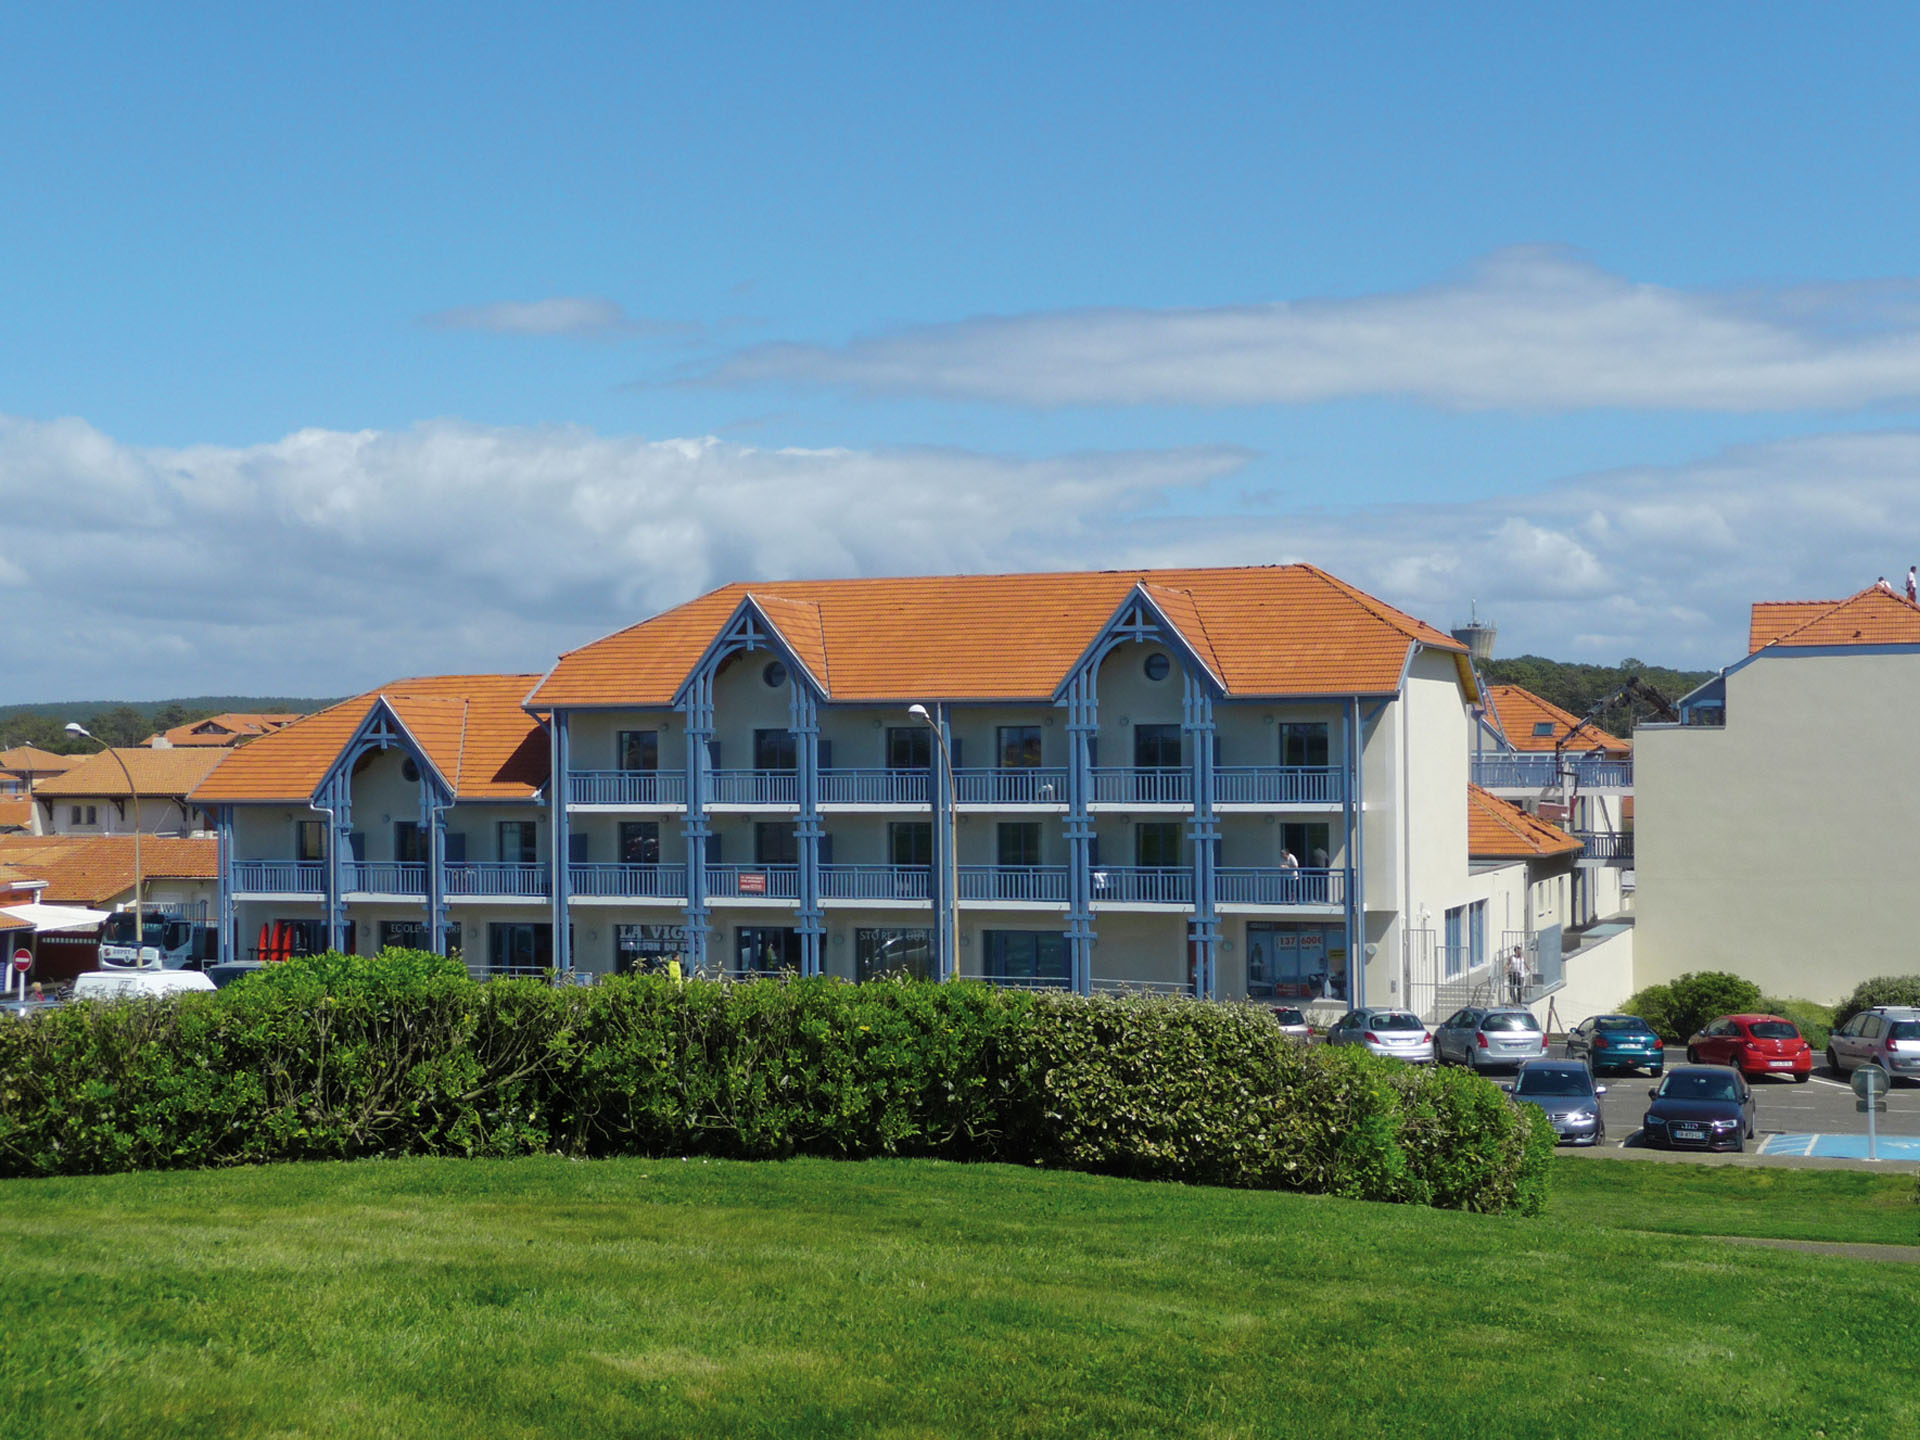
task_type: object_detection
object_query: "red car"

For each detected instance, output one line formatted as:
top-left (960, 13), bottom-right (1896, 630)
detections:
top-left (1686, 1013), bottom-right (1813, 1082)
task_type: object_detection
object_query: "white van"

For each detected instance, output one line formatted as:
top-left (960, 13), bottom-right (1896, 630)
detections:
top-left (71, 969), bottom-right (217, 1002)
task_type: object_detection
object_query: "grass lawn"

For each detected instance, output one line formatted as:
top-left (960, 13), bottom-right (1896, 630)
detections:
top-left (0, 1156), bottom-right (1914, 1439)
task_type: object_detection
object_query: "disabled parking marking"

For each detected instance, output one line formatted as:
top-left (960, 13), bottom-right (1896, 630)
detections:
top-left (1759, 1133), bottom-right (1920, 1160)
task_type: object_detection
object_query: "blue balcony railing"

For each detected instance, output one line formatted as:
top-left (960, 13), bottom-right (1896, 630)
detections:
top-left (1471, 753), bottom-right (1633, 790)
top-left (1215, 766), bottom-right (1345, 805)
top-left (818, 864), bottom-right (932, 901)
top-left (705, 864), bottom-right (801, 900)
top-left (958, 865), bottom-right (1070, 903)
top-left (1090, 767), bottom-right (1192, 805)
top-left (1215, 867), bottom-right (1348, 907)
top-left (1089, 866), bottom-right (1194, 904)
top-left (818, 769), bottom-right (932, 806)
top-left (568, 769), bottom-right (688, 806)
top-left (708, 770), bottom-right (800, 806)
top-left (1575, 831), bottom-right (1634, 863)
top-left (953, 767), bottom-right (1068, 805)
top-left (446, 862), bottom-right (550, 898)
top-left (231, 860), bottom-right (325, 894)
top-left (569, 863), bottom-right (687, 899)
top-left (344, 862), bottom-right (427, 896)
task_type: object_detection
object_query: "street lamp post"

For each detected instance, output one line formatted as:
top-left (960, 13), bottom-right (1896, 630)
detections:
top-left (65, 723), bottom-right (148, 968)
top-left (908, 704), bottom-right (960, 982)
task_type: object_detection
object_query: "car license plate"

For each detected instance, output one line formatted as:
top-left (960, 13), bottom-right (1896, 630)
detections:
top-left (1770, 1060), bottom-right (1791, 1067)
top-left (1674, 1125), bottom-right (1706, 1141)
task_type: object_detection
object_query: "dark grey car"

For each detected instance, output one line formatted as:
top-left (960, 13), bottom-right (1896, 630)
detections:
top-left (1504, 1059), bottom-right (1607, 1145)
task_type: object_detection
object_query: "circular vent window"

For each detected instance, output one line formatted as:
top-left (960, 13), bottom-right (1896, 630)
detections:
top-left (1144, 653), bottom-right (1171, 682)
top-left (401, 757), bottom-right (421, 783)
top-left (763, 660), bottom-right (788, 688)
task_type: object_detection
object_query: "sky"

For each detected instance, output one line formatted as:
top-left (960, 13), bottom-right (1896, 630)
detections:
top-left (7, 3), bottom-right (1920, 700)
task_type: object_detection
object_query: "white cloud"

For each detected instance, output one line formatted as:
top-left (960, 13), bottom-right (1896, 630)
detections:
top-left (4, 411), bottom-right (1916, 699)
top-left (702, 248), bottom-right (1920, 412)
top-left (422, 296), bottom-right (679, 339)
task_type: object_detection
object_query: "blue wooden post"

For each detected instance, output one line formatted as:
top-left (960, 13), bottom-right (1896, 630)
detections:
top-left (1347, 697), bottom-right (1367, 1010)
top-left (681, 673), bottom-right (713, 971)
top-left (552, 712), bottom-right (572, 973)
top-left (216, 804), bottom-right (235, 965)
top-left (793, 684), bottom-right (824, 975)
top-left (325, 772), bottom-right (350, 954)
top-left (429, 793), bottom-right (449, 957)
top-left (931, 704), bottom-right (958, 981)
top-left (1184, 677), bottom-right (1219, 999)
top-left (1064, 672), bottom-right (1097, 996)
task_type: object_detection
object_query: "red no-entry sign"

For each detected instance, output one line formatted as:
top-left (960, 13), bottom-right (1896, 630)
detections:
top-left (12, 949), bottom-right (31, 972)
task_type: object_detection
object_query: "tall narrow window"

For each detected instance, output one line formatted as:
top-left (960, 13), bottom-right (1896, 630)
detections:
top-left (1133, 724), bottom-right (1182, 769)
top-left (498, 821), bottom-right (537, 865)
top-left (394, 821), bottom-right (424, 862)
top-left (754, 822), bottom-right (798, 865)
top-left (996, 726), bottom-right (1042, 768)
top-left (619, 821), bottom-right (660, 865)
top-left (617, 730), bottom-right (659, 771)
top-left (885, 726), bottom-right (931, 770)
top-left (888, 822), bottom-right (933, 867)
top-left (1279, 723), bottom-right (1330, 767)
top-left (754, 729), bottom-right (797, 771)
top-left (1135, 822), bottom-right (1182, 867)
top-left (297, 819), bottom-right (326, 861)
top-left (997, 822), bottom-right (1041, 867)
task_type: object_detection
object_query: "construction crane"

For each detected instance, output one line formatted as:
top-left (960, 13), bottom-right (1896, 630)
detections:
top-left (1549, 675), bottom-right (1674, 820)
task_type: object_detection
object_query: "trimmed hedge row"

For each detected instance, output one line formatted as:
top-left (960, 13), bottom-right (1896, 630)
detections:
top-left (0, 952), bottom-right (1554, 1214)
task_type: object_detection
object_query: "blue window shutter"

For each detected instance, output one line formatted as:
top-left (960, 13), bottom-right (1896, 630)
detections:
top-left (1086, 737), bottom-right (1098, 767)
top-left (818, 738), bottom-right (832, 769)
top-left (1088, 835), bottom-right (1101, 868)
top-left (818, 833), bottom-right (834, 865)
top-left (444, 832), bottom-right (467, 863)
top-left (949, 736), bottom-right (962, 769)
top-left (349, 832), bottom-right (366, 862)
top-left (568, 832), bottom-right (588, 864)
top-left (705, 833), bottom-right (723, 864)
top-left (707, 740), bottom-right (722, 768)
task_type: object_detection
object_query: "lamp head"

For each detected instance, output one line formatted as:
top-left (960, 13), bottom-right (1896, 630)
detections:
top-left (908, 704), bottom-right (931, 721)
top-left (64, 722), bottom-right (90, 738)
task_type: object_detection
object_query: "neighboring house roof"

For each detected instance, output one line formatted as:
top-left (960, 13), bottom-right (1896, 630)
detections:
top-left (1467, 784), bottom-right (1583, 860)
top-left (192, 674), bottom-right (549, 805)
top-left (144, 712), bottom-right (304, 747)
top-left (0, 746), bottom-right (80, 777)
top-left (529, 564), bottom-right (1467, 708)
top-left (0, 797), bottom-right (31, 831)
top-left (1747, 587), bottom-right (1920, 652)
top-left (1483, 685), bottom-right (1631, 755)
top-left (32, 747), bottom-right (228, 800)
top-left (0, 835), bottom-right (219, 906)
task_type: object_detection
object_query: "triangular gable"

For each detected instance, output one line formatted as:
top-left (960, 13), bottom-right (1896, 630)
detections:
top-left (670, 594), bottom-right (830, 707)
top-left (748, 593), bottom-right (831, 694)
top-left (1053, 582), bottom-right (1227, 701)
top-left (384, 696), bottom-right (472, 796)
top-left (1138, 583), bottom-right (1227, 684)
top-left (316, 696), bottom-right (454, 804)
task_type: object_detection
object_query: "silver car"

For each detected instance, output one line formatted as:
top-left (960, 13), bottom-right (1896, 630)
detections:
top-left (1826, 1007), bottom-right (1920, 1083)
top-left (1269, 1005), bottom-right (1312, 1043)
top-left (1326, 1008), bottom-right (1434, 1064)
top-left (1434, 1006), bottom-right (1548, 1073)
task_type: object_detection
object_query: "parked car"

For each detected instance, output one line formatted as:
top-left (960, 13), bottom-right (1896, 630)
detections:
top-left (1505, 1059), bottom-right (1607, 1146)
top-left (1686, 1013), bottom-right (1813, 1082)
top-left (70, 969), bottom-right (217, 1002)
top-left (1433, 1006), bottom-right (1547, 1072)
top-left (1564, 1013), bottom-right (1665, 1076)
top-left (1826, 1006), bottom-right (1920, 1084)
top-left (1325, 1008), bottom-right (1434, 1064)
top-left (0, 998), bottom-right (61, 1021)
top-left (1268, 1006), bottom-right (1312, 1043)
top-left (1640, 1065), bottom-right (1756, 1151)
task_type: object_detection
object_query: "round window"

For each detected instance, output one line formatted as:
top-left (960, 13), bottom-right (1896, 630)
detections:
top-left (401, 757), bottom-right (421, 783)
top-left (763, 660), bottom-right (788, 688)
top-left (1144, 653), bottom-right (1171, 682)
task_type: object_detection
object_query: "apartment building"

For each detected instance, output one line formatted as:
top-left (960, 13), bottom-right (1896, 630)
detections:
top-left (28, 748), bottom-right (225, 838)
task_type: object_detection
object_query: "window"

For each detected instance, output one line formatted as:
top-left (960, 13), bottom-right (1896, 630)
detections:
top-left (1143, 652), bottom-right (1171, 682)
top-left (857, 927), bottom-right (934, 981)
top-left (615, 922), bottom-right (687, 975)
top-left (762, 660), bottom-right (788, 688)
top-left (1444, 905), bottom-right (1465, 979)
top-left (619, 821), bottom-right (660, 865)
top-left (885, 725), bottom-right (931, 770)
top-left (1468, 900), bottom-right (1487, 975)
top-left (1134, 724), bottom-right (1182, 769)
top-left (996, 726), bottom-right (1042, 768)
top-left (754, 728), bottom-right (797, 771)
top-left (498, 821), bottom-right (537, 864)
top-left (1532, 721), bottom-right (1556, 737)
top-left (395, 821), bottom-right (424, 863)
top-left (888, 822), bottom-right (933, 867)
top-left (380, 919), bottom-right (429, 951)
top-left (297, 819), bottom-right (326, 861)
top-left (1282, 822), bottom-right (1330, 870)
top-left (401, 757), bottom-right (421, 783)
top-left (70, 805), bottom-right (97, 826)
top-left (755, 822), bottom-right (798, 865)
top-left (983, 930), bottom-right (1070, 982)
top-left (736, 926), bottom-right (800, 975)
top-left (488, 922), bottom-right (552, 974)
top-left (617, 730), bottom-right (659, 771)
top-left (1246, 923), bottom-right (1344, 999)
top-left (1136, 822), bottom-right (1182, 867)
top-left (997, 822), bottom-right (1041, 867)
top-left (1279, 723), bottom-right (1329, 767)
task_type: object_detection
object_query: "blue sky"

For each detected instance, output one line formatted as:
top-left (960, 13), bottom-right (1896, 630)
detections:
top-left (7, 4), bottom-right (1920, 698)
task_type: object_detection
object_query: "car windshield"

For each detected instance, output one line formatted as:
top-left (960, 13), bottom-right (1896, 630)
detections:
top-left (1594, 1016), bottom-right (1647, 1033)
top-left (1515, 1070), bottom-right (1591, 1097)
top-left (1370, 1013), bottom-right (1423, 1031)
top-left (1748, 1021), bottom-right (1799, 1040)
top-left (1272, 1009), bottom-right (1305, 1025)
top-left (1659, 1072), bottom-right (1740, 1102)
top-left (1482, 1013), bottom-right (1539, 1033)
top-left (1889, 1021), bottom-right (1920, 1041)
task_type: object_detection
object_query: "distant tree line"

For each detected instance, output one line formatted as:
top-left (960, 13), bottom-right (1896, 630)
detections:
top-left (0, 697), bottom-right (338, 754)
top-left (1480, 656), bottom-right (1716, 737)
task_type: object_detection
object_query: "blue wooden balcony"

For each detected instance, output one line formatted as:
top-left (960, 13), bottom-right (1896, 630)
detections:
top-left (1090, 767), bottom-right (1191, 805)
top-left (570, 863), bottom-right (688, 899)
top-left (1215, 867), bottom-right (1348, 907)
top-left (708, 770), bottom-right (800, 806)
top-left (818, 769), bottom-right (932, 806)
top-left (958, 865), bottom-right (1070, 903)
top-left (344, 862), bottom-right (427, 896)
top-left (568, 769), bottom-right (688, 807)
top-left (819, 864), bottom-right (932, 901)
top-left (1215, 766), bottom-right (1345, 805)
top-left (445, 862), bottom-right (550, 898)
top-left (1089, 866), bottom-right (1194, 904)
top-left (232, 860), bottom-right (325, 894)
top-left (953, 767), bottom-right (1068, 806)
top-left (1472, 752), bottom-right (1633, 790)
top-left (1575, 831), bottom-right (1634, 863)
top-left (706, 863), bottom-right (801, 900)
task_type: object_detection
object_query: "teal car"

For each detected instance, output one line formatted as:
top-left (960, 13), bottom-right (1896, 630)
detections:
top-left (1565, 1014), bottom-right (1664, 1076)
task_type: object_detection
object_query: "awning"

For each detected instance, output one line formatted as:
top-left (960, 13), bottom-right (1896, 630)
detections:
top-left (0, 902), bottom-right (111, 934)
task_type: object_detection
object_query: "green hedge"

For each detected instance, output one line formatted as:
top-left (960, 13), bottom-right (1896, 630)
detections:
top-left (1623, 970), bottom-right (1764, 1041)
top-left (0, 953), bottom-right (1552, 1215)
top-left (1833, 976), bottom-right (1920, 1029)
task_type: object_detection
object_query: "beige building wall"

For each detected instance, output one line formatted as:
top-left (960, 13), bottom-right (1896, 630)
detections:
top-left (1636, 649), bottom-right (1920, 1003)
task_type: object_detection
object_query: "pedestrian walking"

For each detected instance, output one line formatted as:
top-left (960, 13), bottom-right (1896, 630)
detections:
top-left (1506, 946), bottom-right (1527, 1004)
top-left (1906, 566), bottom-right (1916, 604)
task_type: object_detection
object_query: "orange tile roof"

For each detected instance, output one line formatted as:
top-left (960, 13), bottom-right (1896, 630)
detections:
top-left (1483, 686), bottom-right (1631, 755)
top-left (145, 712), bottom-right (305, 747)
top-left (1750, 587), bottom-right (1920, 651)
top-left (0, 835), bottom-right (219, 906)
top-left (0, 746), bottom-right (79, 776)
top-left (33, 747), bottom-right (228, 799)
top-left (193, 675), bottom-right (548, 804)
top-left (0, 797), bottom-right (31, 831)
top-left (1467, 785), bottom-right (1583, 860)
top-left (529, 564), bottom-right (1465, 708)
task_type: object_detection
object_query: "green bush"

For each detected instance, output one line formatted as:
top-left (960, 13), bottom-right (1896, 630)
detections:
top-left (0, 952), bottom-right (1550, 1215)
top-left (1760, 997), bottom-right (1834, 1050)
top-left (1833, 976), bottom-right (1920, 1029)
top-left (1623, 970), bottom-right (1764, 1041)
